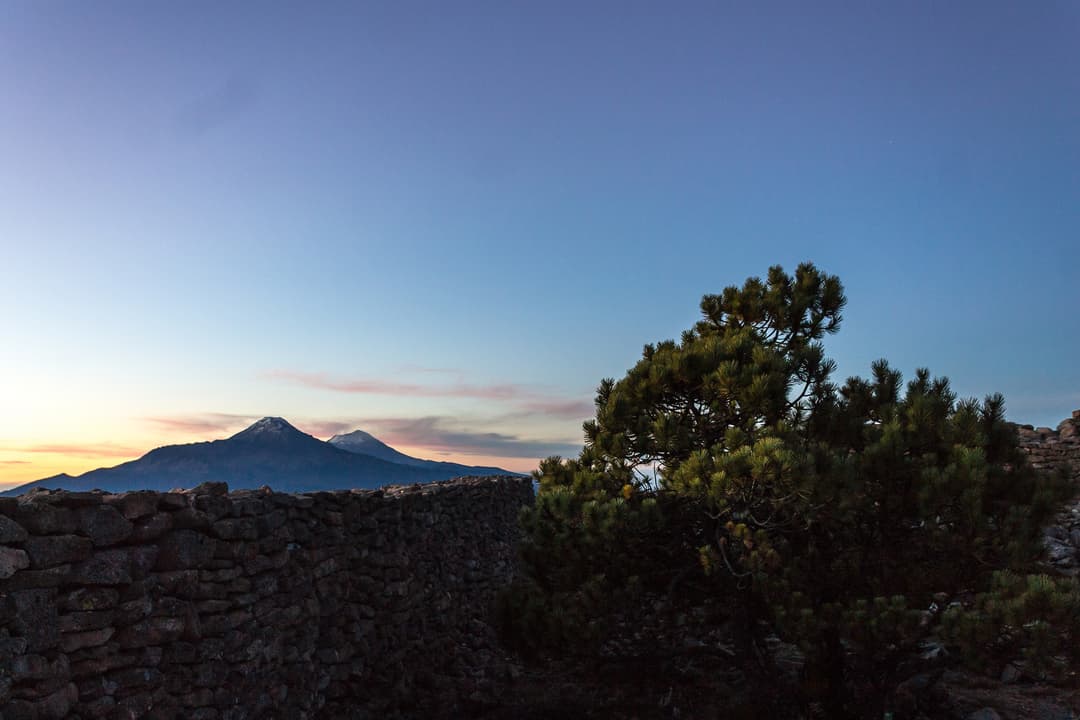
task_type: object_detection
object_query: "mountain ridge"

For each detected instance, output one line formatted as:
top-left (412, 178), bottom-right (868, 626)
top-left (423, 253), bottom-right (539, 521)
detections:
top-left (329, 429), bottom-right (509, 475)
top-left (2, 417), bottom-right (521, 496)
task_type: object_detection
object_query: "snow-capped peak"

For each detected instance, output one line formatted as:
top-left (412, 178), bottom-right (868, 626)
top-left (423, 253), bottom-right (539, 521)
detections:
top-left (329, 429), bottom-right (377, 445)
top-left (231, 417), bottom-right (301, 439)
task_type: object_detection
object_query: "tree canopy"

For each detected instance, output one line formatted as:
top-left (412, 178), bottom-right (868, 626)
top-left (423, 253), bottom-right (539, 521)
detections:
top-left (509, 263), bottom-right (1073, 718)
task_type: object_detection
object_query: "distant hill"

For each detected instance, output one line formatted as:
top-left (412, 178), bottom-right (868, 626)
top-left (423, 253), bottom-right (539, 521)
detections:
top-left (2, 417), bottom-right (518, 496)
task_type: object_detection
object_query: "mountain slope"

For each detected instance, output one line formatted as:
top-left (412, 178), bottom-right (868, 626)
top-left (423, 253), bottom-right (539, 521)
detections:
top-left (2, 418), bottom-right (513, 496)
top-left (329, 429), bottom-right (511, 476)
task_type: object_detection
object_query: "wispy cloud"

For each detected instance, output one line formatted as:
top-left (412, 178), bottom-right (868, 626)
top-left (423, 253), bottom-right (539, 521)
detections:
top-left (515, 398), bottom-right (595, 418)
top-left (359, 416), bottom-right (582, 459)
top-left (265, 370), bottom-right (527, 400)
top-left (6, 443), bottom-right (143, 459)
top-left (146, 413), bottom-right (257, 436)
top-left (263, 370), bottom-right (594, 420)
top-left (293, 419), bottom-right (359, 438)
top-left (0, 460), bottom-right (29, 465)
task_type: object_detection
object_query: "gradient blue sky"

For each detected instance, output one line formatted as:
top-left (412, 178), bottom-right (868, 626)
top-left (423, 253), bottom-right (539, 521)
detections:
top-left (2, 1), bottom-right (1078, 487)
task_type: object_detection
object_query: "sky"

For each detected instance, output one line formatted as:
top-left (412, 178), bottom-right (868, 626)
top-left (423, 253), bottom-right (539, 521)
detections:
top-left (1, 1), bottom-right (1078, 488)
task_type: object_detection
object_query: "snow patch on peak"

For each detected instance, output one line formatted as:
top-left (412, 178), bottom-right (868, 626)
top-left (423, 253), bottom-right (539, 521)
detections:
top-left (231, 416), bottom-right (302, 440)
top-left (252, 416), bottom-right (290, 429)
top-left (329, 430), bottom-right (377, 445)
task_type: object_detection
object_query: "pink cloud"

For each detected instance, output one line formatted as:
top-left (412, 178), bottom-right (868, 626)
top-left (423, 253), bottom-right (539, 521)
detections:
top-left (264, 370), bottom-right (527, 400)
top-left (357, 416), bottom-right (582, 459)
top-left (146, 413), bottom-right (256, 436)
top-left (515, 398), bottom-right (595, 418)
top-left (8, 443), bottom-right (144, 459)
top-left (263, 370), bottom-right (593, 419)
top-left (292, 419), bottom-right (359, 438)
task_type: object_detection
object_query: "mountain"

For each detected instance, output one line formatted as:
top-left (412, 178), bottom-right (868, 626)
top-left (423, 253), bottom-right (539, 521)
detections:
top-left (329, 430), bottom-right (509, 476)
top-left (2, 417), bottom-right (517, 496)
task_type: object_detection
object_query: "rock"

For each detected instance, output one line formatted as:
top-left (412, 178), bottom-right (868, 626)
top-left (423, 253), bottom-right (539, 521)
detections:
top-left (170, 508), bottom-right (212, 531)
top-left (1045, 526), bottom-right (1068, 541)
top-left (1059, 420), bottom-right (1078, 438)
top-left (69, 549), bottom-right (134, 585)
top-left (1, 565), bottom-right (72, 591)
top-left (76, 505), bottom-right (134, 547)
top-left (57, 608), bottom-right (116, 633)
top-left (211, 517), bottom-right (259, 541)
top-left (919, 640), bottom-right (949, 665)
top-left (60, 587), bottom-right (119, 611)
top-left (60, 626), bottom-right (115, 652)
top-left (1045, 540), bottom-right (1073, 563)
top-left (194, 492), bottom-right (232, 519)
top-left (968, 709), bottom-right (1002, 720)
top-left (10, 654), bottom-right (69, 682)
top-left (0, 546), bottom-right (30, 578)
top-left (3, 700), bottom-right (37, 720)
top-left (0, 636), bottom-right (29, 657)
top-left (130, 512), bottom-right (173, 543)
top-left (35, 682), bottom-right (78, 720)
top-left (131, 545), bottom-right (159, 579)
top-left (0, 514), bottom-right (29, 543)
top-left (156, 530), bottom-right (216, 571)
top-left (9, 589), bottom-right (59, 652)
top-left (104, 491), bottom-right (159, 519)
top-left (1000, 663), bottom-right (1021, 683)
top-left (116, 617), bottom-right (185, 648)
top-left (14, 503), bottom-right (76, 534)
top-left (193, 481), bottom-right (229, 496)
top-left (23, 534), bottom-right (93, 569)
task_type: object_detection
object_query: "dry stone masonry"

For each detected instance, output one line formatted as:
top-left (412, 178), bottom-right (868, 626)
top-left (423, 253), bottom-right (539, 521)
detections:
top-left (1016, 410), bottom-right (1080, 576)
top-left (0, 475), bottom-right (533, 719)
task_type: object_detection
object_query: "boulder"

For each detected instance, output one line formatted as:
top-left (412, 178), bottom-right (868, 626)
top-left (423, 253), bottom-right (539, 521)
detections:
top-left (156, 530), bottom-right (216, 571)
top-left (104, 491), bottom-right (159, 520)
top-left (0, 514), bottom-right (28, 543)
top-left (76, 505), bottom-right (134, 547)
top-left (0, 546), bottom-right (30, 578)
top-left (14, 503), bottom-right (76, 534)
top-left (9, 588), bottom-right (59, 652)
top-left (23, 534), bottom-right (93, 569)
top-left (69, 549), bottom-right (135, 585)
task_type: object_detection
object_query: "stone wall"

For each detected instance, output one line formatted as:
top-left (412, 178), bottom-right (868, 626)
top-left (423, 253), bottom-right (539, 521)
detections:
top-left (0, 475), bottom-right (534, 720)
top-left (1016, 411), bottom-right (1080, 576)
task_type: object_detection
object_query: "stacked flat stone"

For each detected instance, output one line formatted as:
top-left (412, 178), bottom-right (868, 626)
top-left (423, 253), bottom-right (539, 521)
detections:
top-left (1017, 411), bottom-right (1080, 576)
top-left (0, 476), bottom-right (533, 719)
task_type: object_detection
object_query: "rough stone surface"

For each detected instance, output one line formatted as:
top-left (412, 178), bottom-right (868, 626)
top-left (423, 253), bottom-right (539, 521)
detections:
top-left (0, 546), bottom-right (30, 578)
top-left (76, 505), bottom-right (134, 547)
top-left (0, 514), bottom-right (28, 543)
top-left (23, 534), bottom-right (93, 569)
top-left (0, 475), bottom-right (532, 718)
top-left (1016, 415), bottom-right (1080, 575)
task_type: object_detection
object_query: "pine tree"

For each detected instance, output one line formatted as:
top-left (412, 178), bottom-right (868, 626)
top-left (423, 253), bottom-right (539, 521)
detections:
top-left (512, 263), bottom-right (1072, 717)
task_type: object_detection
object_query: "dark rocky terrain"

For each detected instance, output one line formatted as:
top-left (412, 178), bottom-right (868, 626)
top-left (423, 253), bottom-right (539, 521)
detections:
top-left (0, 476), bottom-right (533, 718)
